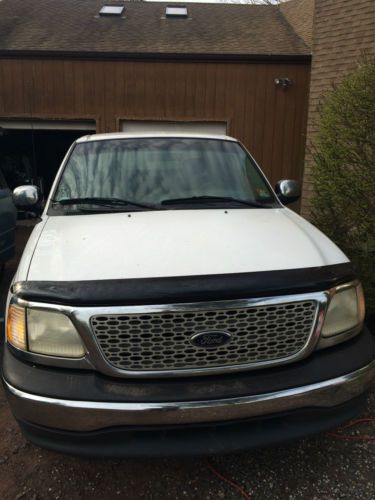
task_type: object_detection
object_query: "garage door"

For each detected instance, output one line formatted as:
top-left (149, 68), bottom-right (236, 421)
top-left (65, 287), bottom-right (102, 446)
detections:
top-left (0, 120), bottom-right (96, 131)
top-left (120, 120), bottom-right (227, 135)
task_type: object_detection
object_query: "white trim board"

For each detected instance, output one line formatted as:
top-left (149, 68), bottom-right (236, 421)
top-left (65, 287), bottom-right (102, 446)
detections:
top-left (120, 120), bottom-right (227, 135)
top-left (0, 120), bottom-right (96, 131)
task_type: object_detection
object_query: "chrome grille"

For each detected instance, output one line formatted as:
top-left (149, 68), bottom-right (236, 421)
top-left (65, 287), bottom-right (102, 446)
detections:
top-left (90, 300), bottom-right (318, 372)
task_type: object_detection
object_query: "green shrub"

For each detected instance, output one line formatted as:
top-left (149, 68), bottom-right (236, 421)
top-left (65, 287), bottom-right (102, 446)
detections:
top-left (311, 60), bottom-right (375, 314)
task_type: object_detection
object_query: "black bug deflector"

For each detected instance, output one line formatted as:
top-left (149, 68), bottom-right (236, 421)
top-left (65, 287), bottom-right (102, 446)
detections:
top-left (12, 263), bottom-right (355, 307)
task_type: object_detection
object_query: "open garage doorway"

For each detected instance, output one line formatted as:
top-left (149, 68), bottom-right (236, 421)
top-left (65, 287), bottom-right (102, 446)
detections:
top-left (0, 120), bottom-right (95, 197)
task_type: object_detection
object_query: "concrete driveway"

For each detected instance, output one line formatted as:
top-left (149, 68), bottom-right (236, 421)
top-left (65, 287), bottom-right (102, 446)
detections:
top-left (0, 224), bottom-right (374, 499)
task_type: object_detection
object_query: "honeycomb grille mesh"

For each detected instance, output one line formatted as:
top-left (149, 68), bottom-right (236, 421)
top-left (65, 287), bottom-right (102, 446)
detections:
top-left (90, 301), bottom-right (317, 372)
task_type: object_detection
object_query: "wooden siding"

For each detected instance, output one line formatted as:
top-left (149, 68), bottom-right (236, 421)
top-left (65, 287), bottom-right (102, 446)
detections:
top-left (0, 58), bottom-right (310, 186)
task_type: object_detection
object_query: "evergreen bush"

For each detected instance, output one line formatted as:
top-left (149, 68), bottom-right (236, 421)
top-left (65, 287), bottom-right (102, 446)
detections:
top-left (311, 60), bottom-right (375, 314)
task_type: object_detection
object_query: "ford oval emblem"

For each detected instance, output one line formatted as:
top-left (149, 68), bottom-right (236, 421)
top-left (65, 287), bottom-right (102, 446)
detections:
top-left (190, 330), bottom-right (232, 348)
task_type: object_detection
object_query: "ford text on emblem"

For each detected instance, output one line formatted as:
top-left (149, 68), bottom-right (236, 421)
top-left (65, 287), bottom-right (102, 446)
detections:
top-left (190, 331), bottom-right (232, 348)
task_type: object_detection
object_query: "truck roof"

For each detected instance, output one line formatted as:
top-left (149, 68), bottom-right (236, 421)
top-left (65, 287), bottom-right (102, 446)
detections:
top-left (76, 132), bottom-right (238, 143)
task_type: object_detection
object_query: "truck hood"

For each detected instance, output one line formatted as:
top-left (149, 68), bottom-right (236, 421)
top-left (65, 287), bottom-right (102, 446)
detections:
top-left (25, 208), bottom-right (348, 281)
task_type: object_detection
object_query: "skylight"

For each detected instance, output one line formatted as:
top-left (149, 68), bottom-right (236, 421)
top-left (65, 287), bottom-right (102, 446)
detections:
top-left (166, 6), bottom-right (188, 18)
top-left (99, 5), bottom-right (124, 16)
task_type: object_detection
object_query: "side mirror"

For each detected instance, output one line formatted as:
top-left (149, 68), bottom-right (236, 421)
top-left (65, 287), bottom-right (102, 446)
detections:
top-left (13, 185), bottom-right (40, 208)
top-left (275, 179), bottom-right (301, 205)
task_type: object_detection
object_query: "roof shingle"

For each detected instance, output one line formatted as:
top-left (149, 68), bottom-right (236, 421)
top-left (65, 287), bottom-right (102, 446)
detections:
top-left (0, 0), bottom-right (312, 57)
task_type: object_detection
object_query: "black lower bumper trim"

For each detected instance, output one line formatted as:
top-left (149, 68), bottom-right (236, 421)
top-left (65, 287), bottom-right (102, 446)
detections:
top-left (18, 395), bottom-right (367, 457)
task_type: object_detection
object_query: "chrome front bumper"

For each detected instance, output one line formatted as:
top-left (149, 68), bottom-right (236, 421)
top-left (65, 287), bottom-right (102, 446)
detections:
top-left (5, 359), bottom-right (375, 432)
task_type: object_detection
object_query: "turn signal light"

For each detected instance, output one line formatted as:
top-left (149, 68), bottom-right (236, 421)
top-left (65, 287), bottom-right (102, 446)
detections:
top-left (7, 305), bottom-right (27, 351)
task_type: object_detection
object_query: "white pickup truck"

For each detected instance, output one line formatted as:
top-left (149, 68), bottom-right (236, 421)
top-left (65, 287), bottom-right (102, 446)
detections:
top-left (3, 133), bottom-right (374, 457)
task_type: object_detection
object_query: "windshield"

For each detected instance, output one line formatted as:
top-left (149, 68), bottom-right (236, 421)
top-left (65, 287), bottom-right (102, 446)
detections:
top-left (53, 138), bottom-right (277, 209)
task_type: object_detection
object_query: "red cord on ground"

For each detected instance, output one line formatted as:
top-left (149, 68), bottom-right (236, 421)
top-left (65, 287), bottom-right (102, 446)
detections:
top-left (206, 461), bottom-right (252, 500)
top-left (328, 432), bottom-right (375, 441)
top-left (328, 417), bottom-right (375, 441)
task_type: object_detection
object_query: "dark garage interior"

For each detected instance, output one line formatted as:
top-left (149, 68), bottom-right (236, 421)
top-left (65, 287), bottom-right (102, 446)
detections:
top-left (0, 128), bottom-right (93, 196)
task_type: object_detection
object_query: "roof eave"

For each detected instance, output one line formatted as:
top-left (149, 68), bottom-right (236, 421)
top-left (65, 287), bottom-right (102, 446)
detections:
top-left (0, 50), bottom-right (312, 63)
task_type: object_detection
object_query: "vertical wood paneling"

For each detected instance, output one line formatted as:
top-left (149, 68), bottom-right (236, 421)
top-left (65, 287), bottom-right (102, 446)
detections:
top-left (103, 61), bottom-right (116, 131)
top-left (262, 65), bottom-right (278, 183)
top-left (9, 60), bottom-right (26, 113)
top-left (62, 60), bottom-right (75, 114)
top-left (204, 63), bottom-right (215, 119)
top-left (292, 64), bottom-right (310, 182)
top-left (233, 65), bottom-right (247, 143)
top-left (251, 64), bottom-right (268, 167)
top-left (0, 57), bottom-right (310, 185)
top-left (280, 66), bottom-right (297, 181)
top-left (271, 74), bottom-right (288, 184)
top-left (194, 63), bottom-right (205, 120)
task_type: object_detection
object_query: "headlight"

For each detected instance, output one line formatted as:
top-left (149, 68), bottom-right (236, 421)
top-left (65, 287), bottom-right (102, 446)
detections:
top-left (7, 306), bottom-right (85, 358)
top-left (322, 284), bottom-right (365, 337)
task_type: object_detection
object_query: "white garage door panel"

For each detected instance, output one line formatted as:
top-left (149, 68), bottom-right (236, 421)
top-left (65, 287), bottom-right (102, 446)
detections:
top-left (121, 120), bottom-right (227, 135)
top-left (0, 120), bottom-right (96, 131)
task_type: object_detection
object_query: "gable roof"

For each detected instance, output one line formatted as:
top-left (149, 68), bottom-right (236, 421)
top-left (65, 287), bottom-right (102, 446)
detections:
top-left (0, 0), bottom-right (312, 59)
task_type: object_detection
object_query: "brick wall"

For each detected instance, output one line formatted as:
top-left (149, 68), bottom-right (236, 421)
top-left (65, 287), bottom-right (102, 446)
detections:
top-left (301, 0), bottom-right (375, 217)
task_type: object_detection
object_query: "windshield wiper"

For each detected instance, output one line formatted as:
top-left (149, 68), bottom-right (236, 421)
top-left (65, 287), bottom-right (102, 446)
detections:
top-left (160, 196), bottom-right (273, 208)
top-left (52, 197), bottom-right (155, 210)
